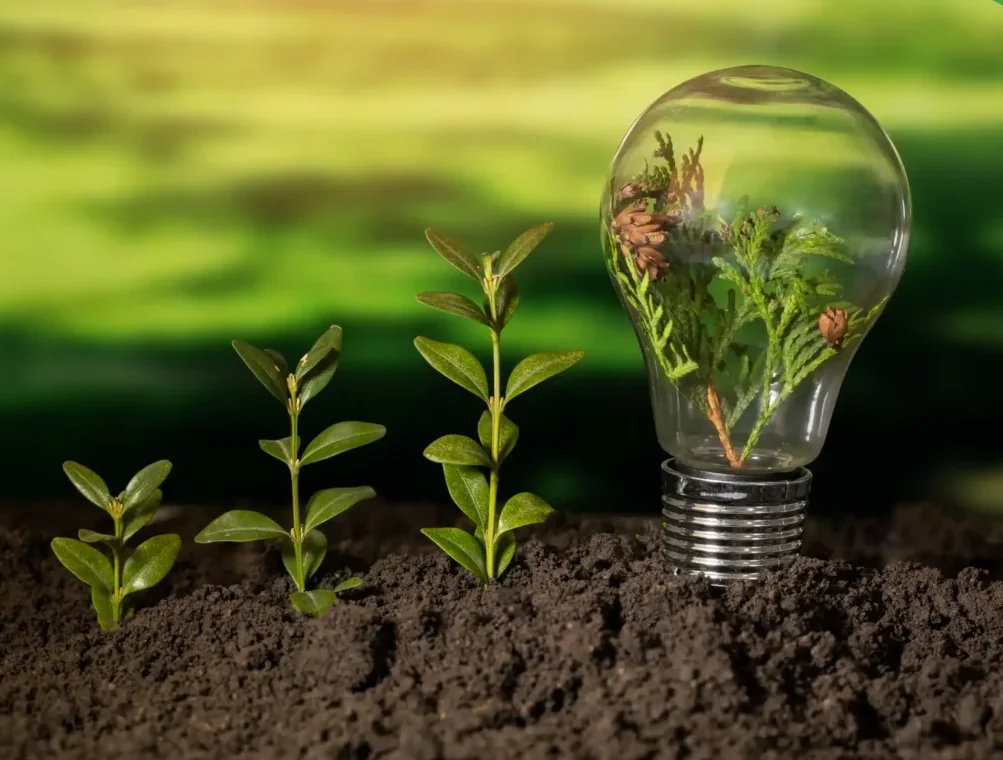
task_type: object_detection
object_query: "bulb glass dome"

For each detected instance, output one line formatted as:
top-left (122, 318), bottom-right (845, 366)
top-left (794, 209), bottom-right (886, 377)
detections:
top-left (601, 65), bottom-right (910, 474)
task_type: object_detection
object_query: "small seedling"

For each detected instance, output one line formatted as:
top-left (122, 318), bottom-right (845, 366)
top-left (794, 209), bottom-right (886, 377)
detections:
top-left (52, 460), bottom-right (179, 631)
top-left (195, 325), bottom-right (385, 617)
top-left (416, 222), bottom-right (583, 584)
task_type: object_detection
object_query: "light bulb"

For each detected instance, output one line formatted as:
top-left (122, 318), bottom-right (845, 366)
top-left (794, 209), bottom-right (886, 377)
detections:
top-left (600, 65), bottom-right (911, 582)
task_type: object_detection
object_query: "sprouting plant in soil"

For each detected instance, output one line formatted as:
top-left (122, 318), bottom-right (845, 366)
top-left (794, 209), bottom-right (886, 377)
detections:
top-left (194, 326), bottom-right (386, 617)
top-left (52, 460), bottom-right (179, 631)
top-left (415, 222), bottom-right (584, 584)
top-left (602, 131), bottom-right (886, 468)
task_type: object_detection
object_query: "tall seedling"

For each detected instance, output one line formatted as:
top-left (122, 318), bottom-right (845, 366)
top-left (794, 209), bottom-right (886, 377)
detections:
top-left (416, 222), bottom-right (583, 584)
top-left (195, 325), bottom-right (385, 617)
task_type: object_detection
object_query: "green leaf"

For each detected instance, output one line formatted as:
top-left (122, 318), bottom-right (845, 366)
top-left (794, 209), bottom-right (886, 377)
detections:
top-left (334, 576), bottom-right (362, 594)
top-left (121, 460), bottom-right (172, 511)
top-left (280, 538), bottom-right (302, 588)
top-left (505, 351), bottom-right (584, 402)
top-left (476, 411), bottom-right (519, 463)
top-left (78, 529), bottom-right (119, 546)
top-left (290, 589), bottom-right (338, 617)
top-left (260, 436), bottom-right (296, 465)
top-left (295, 326), bottom-right (344, 408)
top-left (282, 529), bottom-right (327, 587)
top-left (497, 532), bottom-right (517, 577)
top-left (497, 492), bottom-right (554, 536)
top-left (300, 422), bottom-right (387, 466)
top-left (304, 486), bottom-right (376, 533)
top-left (264, 349), bottom-right (289, 377)
top-left (304, 530), bottom-right (328, 579)
top-left (494, 275), bottom-right (520, 328)
top-left (233, 339), bottom-right (289, 405)
top-left (122, 489), bottom-right (162, 542)
top-left (413, 336), bottom-right (489, 402)
top-left (420, 527), bottom-right (487, 583)
top-left (298, 328), bottom-right (343, 408)
top-left (425, 227), bottom-right (483, 282)
top-left (91, 586), bottom-right (116, 631)
top-left (443, 465), bottom-right (489, 530)
top-left (423, 435), bottom-right (490, 467)
top-left (417, 291), bottom-right (490, 327)
top-left (122, 534), bottom-right (181, 595)
top-left (496, 222), bottom-right (554, 277)
top-left (296, 324), bottom-right (343, 381)
top-left (51, 538), bottom-right (114, 590)
top-left (62, 462), bottom-right (111, 512)
top-left (194, 510), bottom-right (288, 543)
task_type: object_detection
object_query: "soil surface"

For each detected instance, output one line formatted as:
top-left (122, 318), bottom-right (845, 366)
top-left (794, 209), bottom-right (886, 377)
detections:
top-left (2, 501), bottom-right (1003, 759)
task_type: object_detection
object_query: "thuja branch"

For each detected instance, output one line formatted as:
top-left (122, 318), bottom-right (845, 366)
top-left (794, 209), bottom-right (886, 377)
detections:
top-left (738, 297), bottom-right (888, 462)
top-left (603, 224), bottom-right (699, 387)
top-left (416, 222), bottom-right (583, 584)
top-left (195, 326), bottom-right (385, 617)
top-left (605, 132), bottom-right (886, 468)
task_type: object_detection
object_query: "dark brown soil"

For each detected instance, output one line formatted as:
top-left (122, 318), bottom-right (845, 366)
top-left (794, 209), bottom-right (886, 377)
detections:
top-left (2, 502), bottom-right (1003, 759)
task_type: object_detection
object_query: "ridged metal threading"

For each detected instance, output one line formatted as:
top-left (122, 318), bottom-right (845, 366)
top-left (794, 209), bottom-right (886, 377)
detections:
top-left (661, 458), bottom-right (812, 584)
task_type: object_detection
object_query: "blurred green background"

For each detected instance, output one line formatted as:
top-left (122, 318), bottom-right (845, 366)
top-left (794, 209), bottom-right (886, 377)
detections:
top-left (2, 0), bottom-right (1003, 518)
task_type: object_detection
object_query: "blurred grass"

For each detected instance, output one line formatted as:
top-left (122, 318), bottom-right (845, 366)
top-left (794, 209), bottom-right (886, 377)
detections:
top-left (2, 0), bottom-right (1003, 512)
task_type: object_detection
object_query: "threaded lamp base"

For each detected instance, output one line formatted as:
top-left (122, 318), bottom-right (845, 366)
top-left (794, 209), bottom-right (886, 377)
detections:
top-left (661, 458), bottom-right (812, 583)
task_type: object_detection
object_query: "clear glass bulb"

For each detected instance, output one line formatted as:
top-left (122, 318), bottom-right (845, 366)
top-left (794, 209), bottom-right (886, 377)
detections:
top-left (601, 65), bottom-right (911, 475)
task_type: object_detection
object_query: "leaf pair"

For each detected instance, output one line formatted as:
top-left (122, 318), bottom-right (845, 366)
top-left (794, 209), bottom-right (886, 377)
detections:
top-left (52, 534), bottom-right (180, 609)
top-left (259, 422), bottom-right (386, 468)
top-left (233, 325), bottom-right (342, 410)
top-left (79, 489), bottom-right (163, 546)
top-left (414, 336), bottom-right (583, 407)
top-left (421, 486), bottom-right (552, 583)
top-left (417, 277), bottom-right (520, 332)
top-left (53, 460), bottom-right (179, 631)
top-left (64, 460), bottom-right (171, 515)
top-left (424, 223), bottom-right (553, 284)
top-left (195, 486), bottom-right (376, 544)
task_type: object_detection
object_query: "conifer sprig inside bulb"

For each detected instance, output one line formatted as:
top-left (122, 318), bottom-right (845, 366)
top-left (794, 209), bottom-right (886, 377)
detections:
top-left (604, 131), bottom-right (890, 470)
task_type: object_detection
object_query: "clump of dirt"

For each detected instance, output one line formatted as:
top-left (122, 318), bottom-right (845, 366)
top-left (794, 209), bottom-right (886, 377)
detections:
top-left (1, 507), bottom-right (1002, 759)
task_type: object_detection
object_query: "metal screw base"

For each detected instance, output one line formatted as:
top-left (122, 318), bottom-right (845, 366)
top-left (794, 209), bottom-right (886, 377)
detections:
top-left (661, 458), bottom-right (812, 584)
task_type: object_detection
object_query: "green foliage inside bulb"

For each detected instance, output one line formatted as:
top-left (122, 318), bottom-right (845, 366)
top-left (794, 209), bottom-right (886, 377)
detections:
top-left (604, 131), bottom-right (886, 468)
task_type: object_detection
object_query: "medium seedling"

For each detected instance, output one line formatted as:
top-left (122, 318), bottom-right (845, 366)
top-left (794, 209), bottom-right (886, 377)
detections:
top-left (416, 222), bottom-right (583, 584)
top-left (52, 460), bottom-right (179, 631)
top-left (195, 325), bottom-right (385, 617)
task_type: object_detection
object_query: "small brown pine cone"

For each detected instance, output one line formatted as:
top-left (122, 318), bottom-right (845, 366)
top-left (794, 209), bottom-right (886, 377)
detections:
top-left (627, 226), bottom-right (669, 247)
top-left (819, 307), bottom-right (848, 348)
top-left (635, 246), bottom-right (667, 278)
top-left (617, 211), bottom-right (651, 229)
top-left (618, 182), bottom-right (646, 203)
top-left (626, 228), bottom-right (650, 246)
top-left (633, 223), bottom-right (662, 234)
top-left (649, 213), bottom-right (681, 228)
top-left (612, 204), bottom-right (646, 231)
